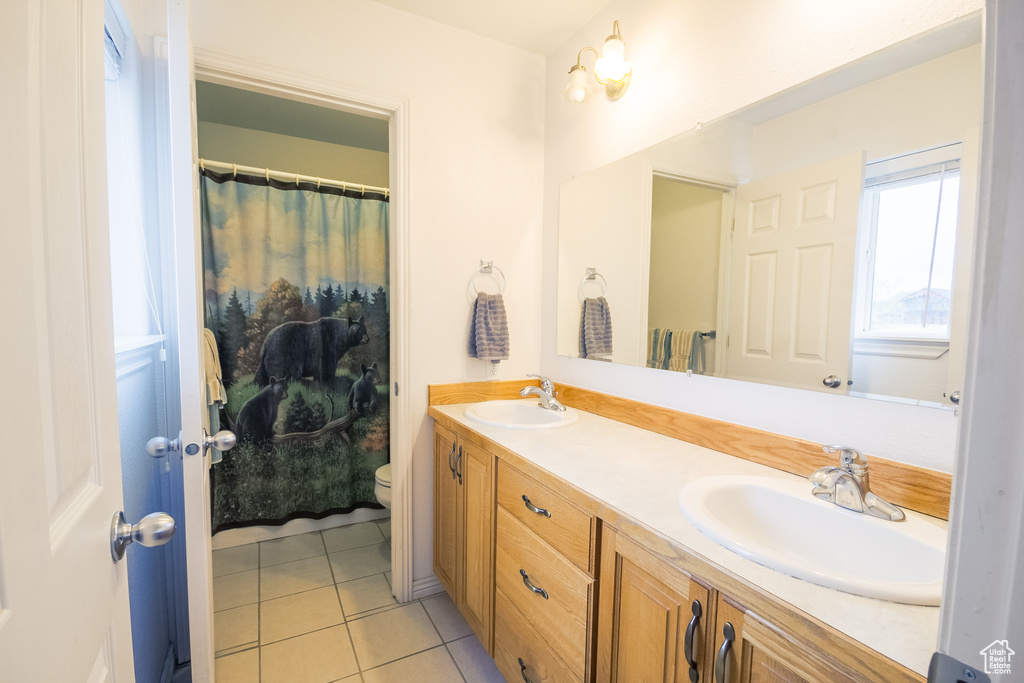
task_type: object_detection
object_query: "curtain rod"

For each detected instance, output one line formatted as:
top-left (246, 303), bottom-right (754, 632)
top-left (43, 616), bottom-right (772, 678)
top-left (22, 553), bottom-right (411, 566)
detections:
top-left (199, 158), bottom-right (389, 197)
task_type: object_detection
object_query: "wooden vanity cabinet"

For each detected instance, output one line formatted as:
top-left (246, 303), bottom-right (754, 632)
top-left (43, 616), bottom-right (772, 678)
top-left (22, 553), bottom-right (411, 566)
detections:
top-left (431, 414), bottom-right (924, 683)
top-left (432, 423), bottom-right (494, 651)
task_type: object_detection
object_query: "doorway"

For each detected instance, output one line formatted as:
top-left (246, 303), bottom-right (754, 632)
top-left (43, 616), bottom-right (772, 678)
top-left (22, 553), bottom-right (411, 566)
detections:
top-left (191, 79), bottom-right (411, 664)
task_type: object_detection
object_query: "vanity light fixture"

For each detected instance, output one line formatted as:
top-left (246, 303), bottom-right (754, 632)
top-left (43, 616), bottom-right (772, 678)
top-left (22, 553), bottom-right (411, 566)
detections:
top-left (563, 20), bottom-right (632, 104)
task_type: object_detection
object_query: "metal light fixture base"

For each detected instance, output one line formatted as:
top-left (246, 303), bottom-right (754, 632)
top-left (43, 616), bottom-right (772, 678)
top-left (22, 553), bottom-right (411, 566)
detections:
top-left (599, 70), bottom-right (632, 100)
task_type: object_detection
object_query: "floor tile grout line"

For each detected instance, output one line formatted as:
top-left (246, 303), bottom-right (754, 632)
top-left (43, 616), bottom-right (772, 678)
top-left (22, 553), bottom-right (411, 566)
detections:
top-left (256, 541), bottom-right (262, 682)
top-left (443, 641), bottom-right (471, 683)
top-left (320, 528), bottom-right (367, 676)
top-left (358, 641), bottom-right (455, 677)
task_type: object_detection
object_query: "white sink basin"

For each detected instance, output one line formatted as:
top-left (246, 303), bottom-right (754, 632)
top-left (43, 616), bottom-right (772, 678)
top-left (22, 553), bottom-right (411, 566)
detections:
top-left (464, 400), bottom-right (579, 429)
top-left (678, 475), bottom-right (946, 605)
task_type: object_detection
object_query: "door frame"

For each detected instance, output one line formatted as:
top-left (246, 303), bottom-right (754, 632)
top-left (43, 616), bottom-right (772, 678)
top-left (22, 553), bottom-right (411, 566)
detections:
top-left (189, 48), bottom-right (414, 604)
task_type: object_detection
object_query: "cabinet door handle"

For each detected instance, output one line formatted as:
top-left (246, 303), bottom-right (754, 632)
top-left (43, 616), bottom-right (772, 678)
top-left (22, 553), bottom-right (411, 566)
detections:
top-left (518, 658), bottom-right (534, 683)
top-left (519, 569), bottom-right (549, 599)
top-left (714, 622), bottom-right (735, 683)
top-left (455, 445), bottom-right (463, 485)
top-left (522, 494), bottom-right (551, 518)
top-left (447, 440), bottom-right (457, 479)
top-left (684, 599), bottom-right (702, 682)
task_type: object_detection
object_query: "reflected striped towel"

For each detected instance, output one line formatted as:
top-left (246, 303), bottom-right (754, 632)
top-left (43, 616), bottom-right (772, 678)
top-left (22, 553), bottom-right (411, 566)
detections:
top-left (579, 297), bottom-right (613, 360)
top-left (469, 292), bottom-right (509, 362)
top-left (668, 329), bottom-right (696, 372)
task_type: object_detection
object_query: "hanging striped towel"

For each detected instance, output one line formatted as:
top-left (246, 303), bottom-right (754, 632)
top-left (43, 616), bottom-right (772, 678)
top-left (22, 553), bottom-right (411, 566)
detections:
top-left (668, 329), bottom-right (696, 372)
top-left (468, 292), bottom-right (510, 362)
top-left (689, 331), bottom-right (707, 375)
top-left (579, 297), bottom-right (613, 360)
top-left (647, 328), bottom-right (661, 368)
top-left (660, 329), bottom-right (673, 369)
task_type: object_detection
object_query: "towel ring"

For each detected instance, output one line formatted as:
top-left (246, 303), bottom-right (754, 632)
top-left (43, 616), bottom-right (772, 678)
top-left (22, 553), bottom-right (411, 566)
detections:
top-left (579, 269), bottom-right (608, 300)
top-left (472, 262), bottom-right (506, 295)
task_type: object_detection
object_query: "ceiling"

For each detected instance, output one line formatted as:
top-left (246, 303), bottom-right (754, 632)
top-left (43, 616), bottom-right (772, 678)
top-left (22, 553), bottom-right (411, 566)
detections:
top-left (371, 0), bottom-right (614, 56)
top-left (195, 81), bottom-right (390, 152)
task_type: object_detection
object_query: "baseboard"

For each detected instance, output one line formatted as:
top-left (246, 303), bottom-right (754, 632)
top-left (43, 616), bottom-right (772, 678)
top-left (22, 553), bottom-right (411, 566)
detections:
top-left (159, 643), bottom-right (176, 683)
top-left (411, 575), bottom-right (443, 601)
top-left (212, 508), bottom-right (390, 550)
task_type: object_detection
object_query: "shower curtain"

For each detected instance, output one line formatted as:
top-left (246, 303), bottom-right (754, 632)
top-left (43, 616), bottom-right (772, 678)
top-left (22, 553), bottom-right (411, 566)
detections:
top-left (200, 167), bottom-right (389, 533)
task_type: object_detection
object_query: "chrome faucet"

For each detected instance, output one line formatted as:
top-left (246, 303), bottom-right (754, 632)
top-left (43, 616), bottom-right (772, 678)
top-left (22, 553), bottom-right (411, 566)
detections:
top-left (520, 374), bottom-right (566, 412)
top-left (809, 445), bottom-right (905, 521)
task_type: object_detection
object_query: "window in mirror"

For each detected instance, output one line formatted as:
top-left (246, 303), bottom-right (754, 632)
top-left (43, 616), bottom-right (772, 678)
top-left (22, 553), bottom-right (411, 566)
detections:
top-left (857, 146), bottom-right (962, 341)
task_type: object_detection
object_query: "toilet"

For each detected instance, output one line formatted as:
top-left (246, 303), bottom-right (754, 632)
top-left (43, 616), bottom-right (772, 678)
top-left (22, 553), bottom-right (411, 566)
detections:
top-left (374, 464), bottom-right (392, 509)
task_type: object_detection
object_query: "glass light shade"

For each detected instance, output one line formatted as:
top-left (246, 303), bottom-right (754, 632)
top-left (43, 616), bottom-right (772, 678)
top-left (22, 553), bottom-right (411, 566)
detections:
top-left (594, 37), bottom-right (630, 82)
top-left (563, 66), bottom-right (591, 104)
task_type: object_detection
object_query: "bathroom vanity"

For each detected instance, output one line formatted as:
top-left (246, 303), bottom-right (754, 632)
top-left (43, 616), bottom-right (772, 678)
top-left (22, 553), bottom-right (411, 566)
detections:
top-left (428, 382), bottom-right (946, 683)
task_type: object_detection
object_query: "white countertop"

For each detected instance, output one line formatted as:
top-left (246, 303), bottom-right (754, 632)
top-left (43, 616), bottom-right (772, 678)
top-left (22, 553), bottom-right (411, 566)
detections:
top-left (433, 401), bottom-right (943, 677)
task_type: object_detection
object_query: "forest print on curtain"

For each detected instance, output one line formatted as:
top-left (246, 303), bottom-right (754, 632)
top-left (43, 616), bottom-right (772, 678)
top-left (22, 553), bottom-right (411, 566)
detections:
top-left (201, 168), bottom-right (389, 533)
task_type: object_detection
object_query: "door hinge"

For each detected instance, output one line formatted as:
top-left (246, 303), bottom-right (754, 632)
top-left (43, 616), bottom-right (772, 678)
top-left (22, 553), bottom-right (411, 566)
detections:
top-left (394, 382), bottom-right (399, 397)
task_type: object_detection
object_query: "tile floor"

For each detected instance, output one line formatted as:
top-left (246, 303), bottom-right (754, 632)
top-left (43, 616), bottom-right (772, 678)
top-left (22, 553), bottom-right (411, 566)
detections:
top-left (212, 518), bottom-right (505, 682)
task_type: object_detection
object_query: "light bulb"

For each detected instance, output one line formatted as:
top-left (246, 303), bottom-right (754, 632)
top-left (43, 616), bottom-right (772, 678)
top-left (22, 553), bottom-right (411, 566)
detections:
top-left (563, 66), bottom-right (591, 104)
top-left (594, 36), bottom-right (630, 82)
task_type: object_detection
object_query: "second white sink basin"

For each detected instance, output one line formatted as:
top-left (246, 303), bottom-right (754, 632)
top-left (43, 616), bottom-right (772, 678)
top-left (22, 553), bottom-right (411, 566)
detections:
top-left (678, 475), bottom-right (946, 605)
top-left (464, 400), bottom-right (579, 429)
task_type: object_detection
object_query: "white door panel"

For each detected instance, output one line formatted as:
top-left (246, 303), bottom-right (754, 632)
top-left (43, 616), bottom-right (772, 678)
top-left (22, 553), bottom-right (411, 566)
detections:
top-left (0, 0), bottom-right (134, 679)
top-left (727, 152), bottom-right (864, 390)
top-left (166, 0), bottom-right (216, 679)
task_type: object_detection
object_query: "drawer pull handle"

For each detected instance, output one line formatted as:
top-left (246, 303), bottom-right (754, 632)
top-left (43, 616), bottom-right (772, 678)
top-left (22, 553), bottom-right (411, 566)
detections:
top-left (684, 599), bottom-right (702, 682)
top-left (455, 445), bottom-right (463, 485)
top-left (522, 495), bottom-right (551, 518)
top-left (714, 622), bottom-right (735, 683)
top-left (519, 569), bottom-right (549, 599)
top-left (518, 658), bottom-right (534, 683)
top-left (447, 441), bottom-right (456, 479)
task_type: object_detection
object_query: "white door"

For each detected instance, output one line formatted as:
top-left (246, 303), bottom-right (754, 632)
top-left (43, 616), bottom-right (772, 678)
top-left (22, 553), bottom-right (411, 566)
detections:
top-left (0, 0), bottom-right (136, 680)
top-left (166, 0), bottom-right (217, 680)
top-left (725, 153), bottom-right (864, 390)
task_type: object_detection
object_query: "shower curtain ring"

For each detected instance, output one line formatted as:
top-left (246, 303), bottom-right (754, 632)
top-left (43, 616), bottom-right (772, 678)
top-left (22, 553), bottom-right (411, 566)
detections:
top-left (232, 163), bottom-right (237, 178)
top-left (295, 173), bottom-right (300, 187)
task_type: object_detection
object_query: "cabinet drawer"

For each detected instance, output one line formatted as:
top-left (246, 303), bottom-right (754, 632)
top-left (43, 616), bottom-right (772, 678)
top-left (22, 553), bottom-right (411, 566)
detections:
top-left (497, 461), bottom-right (595, 573)
top-left (495, 586), bottom-right (583, 683)
top-left (495, 507), bottom-right (593, 675)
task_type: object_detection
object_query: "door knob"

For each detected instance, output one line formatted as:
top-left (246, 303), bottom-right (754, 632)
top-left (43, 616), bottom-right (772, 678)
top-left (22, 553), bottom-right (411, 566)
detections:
top-left (822, 375), bottom-right (842, 388)
top-left (146, 431), bottom-right (181, 458)
top-left (110, 511), bottom-right (176, 563)
top-left (949, 390), bottom-right (960, 405)
top-left (204, 428), bottom-right (236, 452)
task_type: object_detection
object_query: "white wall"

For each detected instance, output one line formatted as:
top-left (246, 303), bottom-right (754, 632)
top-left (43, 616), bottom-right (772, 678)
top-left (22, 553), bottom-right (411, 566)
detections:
top-left (196, 121), bottom-right (389, 188)
top-left (188, 0), bottom-right (546, 586)
top-left (542, 0), bottom-right (983, 475)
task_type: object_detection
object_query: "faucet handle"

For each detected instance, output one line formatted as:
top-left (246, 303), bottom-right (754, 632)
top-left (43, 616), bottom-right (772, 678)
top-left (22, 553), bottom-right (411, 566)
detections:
top-left (822, 445), bottom-right (867, 472)
top-left (526, 374), bottom-right (555, 393)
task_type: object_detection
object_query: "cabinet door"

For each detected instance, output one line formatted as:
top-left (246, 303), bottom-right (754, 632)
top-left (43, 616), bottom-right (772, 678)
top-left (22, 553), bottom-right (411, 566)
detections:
top-left (598, 525), bottom-right (714, 683)
top-left (458, 439), bottom-right (495, 652)
top-left (713, 595), bottom-right (841, 683)
top-left (433, 424), bottom-right (459, 596)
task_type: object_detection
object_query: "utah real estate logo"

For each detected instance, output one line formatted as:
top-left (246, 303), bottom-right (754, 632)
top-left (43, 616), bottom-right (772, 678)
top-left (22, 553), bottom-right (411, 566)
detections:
top-left (980, 640), bottom-right (1014, 675)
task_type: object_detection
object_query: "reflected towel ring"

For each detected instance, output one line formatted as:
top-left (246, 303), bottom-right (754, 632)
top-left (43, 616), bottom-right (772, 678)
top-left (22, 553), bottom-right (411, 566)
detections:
top-left (473, 262), bottom-right (506, 295)
top-left (579, 268), bottom-right (608, 300)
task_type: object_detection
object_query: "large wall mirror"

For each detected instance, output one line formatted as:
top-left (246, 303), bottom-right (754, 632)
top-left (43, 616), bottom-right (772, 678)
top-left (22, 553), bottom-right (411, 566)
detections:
top-left (557, 16), bottom-right (982, 407)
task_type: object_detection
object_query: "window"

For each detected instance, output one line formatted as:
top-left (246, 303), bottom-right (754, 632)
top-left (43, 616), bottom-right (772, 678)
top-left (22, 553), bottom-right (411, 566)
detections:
top-left (856, 145), bottom-right (961, 341)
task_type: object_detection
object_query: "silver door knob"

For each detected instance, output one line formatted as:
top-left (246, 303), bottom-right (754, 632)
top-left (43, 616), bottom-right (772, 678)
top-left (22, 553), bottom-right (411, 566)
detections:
top-left (146, 432), bottom-right (181, 458)
top-left (822, 375), bottom-right (842, 389)
top-left (110, 511), bottom-right (176, 563)
top-left (204, 429), bottom-right (236, 452)
top-left (949, 390), bottom-right (960, 405)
